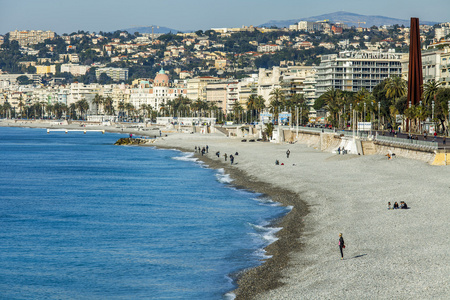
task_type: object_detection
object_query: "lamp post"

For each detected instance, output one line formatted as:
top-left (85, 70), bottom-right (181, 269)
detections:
top-left (448, 101), bottom-right (450, 136)
top-left (432, 100), bottom-right (435, 134)
top-left (409, 101), bottom-right (412, 136)
top-left (364, 102), bottom-right (366, 122)
top-left (349, 103), bottom-right (352, 130)
top-left (378, 101), bottom-right (380, 132)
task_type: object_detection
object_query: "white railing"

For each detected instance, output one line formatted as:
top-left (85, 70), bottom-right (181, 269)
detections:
top-left (375, 135), bottom-right (438, 151)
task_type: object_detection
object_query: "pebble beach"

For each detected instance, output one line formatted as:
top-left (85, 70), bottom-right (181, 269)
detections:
top-left (2, 120), bottom-right (450, 299)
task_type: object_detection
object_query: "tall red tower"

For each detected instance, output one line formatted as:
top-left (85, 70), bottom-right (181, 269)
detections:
top-left (407, 18), bottom-right (423, 107)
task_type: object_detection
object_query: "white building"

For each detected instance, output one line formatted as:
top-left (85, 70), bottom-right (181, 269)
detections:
top-left (316, 50), bottom-right (405, 97)
top-left (61, 64), bottom-right (90, 76)
top-left (95, 67), bottom-right (129, 82)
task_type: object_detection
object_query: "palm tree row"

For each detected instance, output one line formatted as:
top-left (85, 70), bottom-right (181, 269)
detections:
top-left (316, 76), bottom-right (450, 134)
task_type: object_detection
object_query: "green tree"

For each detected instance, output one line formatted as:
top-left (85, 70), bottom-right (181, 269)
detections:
top-left (92, 94), bottom-right (103, 114)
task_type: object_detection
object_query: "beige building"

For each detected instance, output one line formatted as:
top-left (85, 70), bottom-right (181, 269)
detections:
top-left (9, 30), bottom-right (55, 46)
top-left (206, 81), bottom-right (228, 111)
top-left (186, 76), bottom-right (221, 101)
top-left (36, 65), bottom-right (56, 75)
top-left (215, 59), bottom-right (228, 70)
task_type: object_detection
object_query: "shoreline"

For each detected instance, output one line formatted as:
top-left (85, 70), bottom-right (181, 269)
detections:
top-left (153, 144), bottom-right (309, 299)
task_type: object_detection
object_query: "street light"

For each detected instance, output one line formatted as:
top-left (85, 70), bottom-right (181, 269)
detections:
top-left (378, 101), bottom-right (380, 131)
top-left (432, 100), bottom-right (435, 135)
top-left (448, 100), bottom-right (450, 136)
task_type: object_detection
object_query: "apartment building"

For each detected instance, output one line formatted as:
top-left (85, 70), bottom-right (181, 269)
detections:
top-left (9, 30), bottom-right (55, 46)
top-left (95, 67), bottom-right (129, 82)
top-left (316, 50), bottom-right (404, 97)
top-left (205, 81), bottom-right (228, 112)
top-left (401, 46), bottom-right (450, 87)
top-left (61, 64), bottom-right (90, 76)
top-left (186, 76), bottom-right (221, 101)
top-left (257, 44), bottom-right (284, 52)
top-left (35, 65), bottom-right (56, 75)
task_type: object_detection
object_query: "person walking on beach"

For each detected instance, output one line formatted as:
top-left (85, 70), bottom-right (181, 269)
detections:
top-left (339, 233), bottom-right (345, 260)
top-left (230, 154), bottom-right (234, 165)
top-left (286, 149), bottom-right (290, 158)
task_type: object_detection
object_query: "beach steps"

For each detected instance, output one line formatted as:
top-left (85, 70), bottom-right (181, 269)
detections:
top-left (214, 126), bottom-right (229, 136)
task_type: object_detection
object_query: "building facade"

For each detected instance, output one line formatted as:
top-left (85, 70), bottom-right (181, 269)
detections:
top-left (95, 67), bottom-right (129, 82)
top-left (9, 30), bottom-right (55, 46)
top-left (316, 50), bottom-right (405, 97)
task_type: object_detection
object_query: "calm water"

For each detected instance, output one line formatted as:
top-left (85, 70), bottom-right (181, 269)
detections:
top-left (0, 127), bottom-right (289, 299)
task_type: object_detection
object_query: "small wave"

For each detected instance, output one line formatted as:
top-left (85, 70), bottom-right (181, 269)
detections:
top-left (172, 152), bottom-right (198, 162)
top-left (250, 223), bottom-right (282, 244)
top-left (252, 197), bottom-right (282, 207)
top-left (215, 169), bottom-right (234, 183)
top-left (223, 292), bottom-right (236, 300)
top-left (253, 248), bottom-right (273, 260)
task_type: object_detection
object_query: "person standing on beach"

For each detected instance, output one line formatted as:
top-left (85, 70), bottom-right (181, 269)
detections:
top-left (339, 233), bottom-right (345, 259)
top-left (286, 149), bottom-right (290, 158)
top-left (224, 153), bottom-right (227, 161)
top-left (206, 145), bottom-right (209, 153)
top-left (230, 154), bottom-right (234, 165)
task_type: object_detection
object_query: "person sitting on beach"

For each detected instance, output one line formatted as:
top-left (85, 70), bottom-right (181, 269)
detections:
top-left (388, 202), bottom-right (392, 210)
top-left (235, 152), bottom-right (239, 156)
top-left (216, 151), bottom-right (220, 158)
top-left (400, 201), bottom-right (408, 209)
top-left (275, 159), bottom-right (279, 165)
top-left (393, 202), bottom-right (399, 209)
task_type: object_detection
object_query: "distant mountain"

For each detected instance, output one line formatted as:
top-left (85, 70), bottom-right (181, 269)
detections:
top-left (259, 11), bottom-right (439, 28)
top-left (121, 25), bottom-right (181, 34)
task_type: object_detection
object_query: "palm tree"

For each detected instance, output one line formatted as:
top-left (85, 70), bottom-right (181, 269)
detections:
top-left (321, 87), bottom-right (343, 128)
top-left (246, 95), bottom-right (258, 123)
top-left (269, 88), bottom-right (284, 121)
top-left (18, 96), bottom-right (24, 119)
top-left (384, 76), bottom-right (406, 100)
top-left (124, 103), bottom-right (135, 119)
top-left (423, 79), bottom-right (441, 107)
top-left (69, 103), bottom-right (77, 120)
top-left (231, 101), bottom-right (243, 123)
top-left (103, 96), bottom-right (113, 115)
top-left (92, 94), bottom-right (103, 115)
top-left (3, 102), bottom-right (11, 119)
top-left (264, 122), bottom-right (275, 140)
top-left (76, 99), bottom-right (90, 120)
top-left (118, 101), bottom-right (125, 120)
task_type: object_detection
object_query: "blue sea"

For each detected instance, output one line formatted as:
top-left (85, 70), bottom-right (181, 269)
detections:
top-left (0, 127), bottom-right (289, 299)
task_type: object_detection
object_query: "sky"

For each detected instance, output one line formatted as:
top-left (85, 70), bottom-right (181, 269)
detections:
top-left (1, 0), bottom-right (449, 35)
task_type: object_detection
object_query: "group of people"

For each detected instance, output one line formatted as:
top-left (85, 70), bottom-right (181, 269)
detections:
top-left (388, 201), bottom-right (408, 209)
top-left (337, 147), bottom-right (346, 155)
top-left (194, 145), bottom-right (209, 156)
top-left (212, 150), bottom-right (238, 165)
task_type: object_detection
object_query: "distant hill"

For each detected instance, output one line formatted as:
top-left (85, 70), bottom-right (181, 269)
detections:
top-left (121, 25), bottom-right (181, 34)
top-left (259, 11), bottom-right (439, 28)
